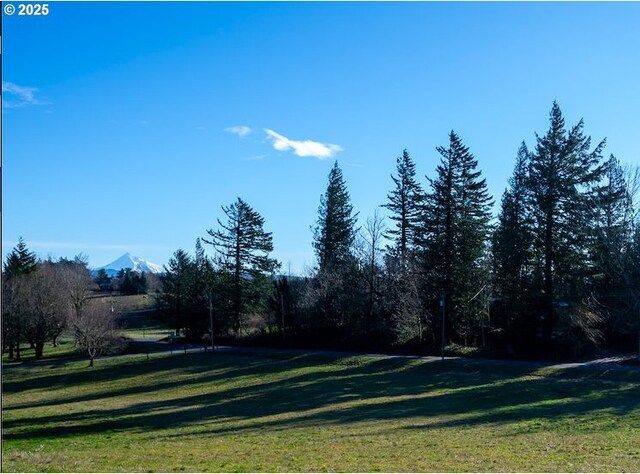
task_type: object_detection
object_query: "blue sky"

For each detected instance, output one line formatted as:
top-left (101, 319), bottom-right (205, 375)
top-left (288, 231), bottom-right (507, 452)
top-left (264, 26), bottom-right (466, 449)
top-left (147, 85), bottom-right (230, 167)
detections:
top-left (3, 2), bottom-right (640, 273)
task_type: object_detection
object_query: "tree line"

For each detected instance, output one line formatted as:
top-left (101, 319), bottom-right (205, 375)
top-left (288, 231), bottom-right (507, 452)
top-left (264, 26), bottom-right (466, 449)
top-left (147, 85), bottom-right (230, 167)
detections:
top-left (157, 103), bottom-right (639, 359)
top-left (5, 102), bottom-right (639, 361)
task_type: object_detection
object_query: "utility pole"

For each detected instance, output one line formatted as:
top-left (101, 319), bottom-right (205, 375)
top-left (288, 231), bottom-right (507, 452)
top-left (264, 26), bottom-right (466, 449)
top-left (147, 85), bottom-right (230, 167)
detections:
top-left (440, 291), bottom-right (446, 361)
top-left (209, 290), bottom-right (214, 352)
top-left (281, 293), bottom-right (286, 345)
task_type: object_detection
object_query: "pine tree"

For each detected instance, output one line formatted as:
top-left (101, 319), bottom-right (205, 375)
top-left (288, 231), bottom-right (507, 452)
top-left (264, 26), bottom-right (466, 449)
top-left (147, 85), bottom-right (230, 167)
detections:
top-left (2, 238), bottom-right (38, 360)
top-left (4, 237), bottom-right (38, 278)
top-left (383, 149), bottom-right (424, 262)
top-left (313, 162), bottom-right (358, 272)
top-left (591, 156), bottom-right (638, 343)
top-left (592, 155), bottom-right (634, 285)
top-left (528, 102), bottom-right (606, 345)
top-left (158, 249), bottom-right (196, 336)
top-left (493, 142), bottom-right (534, 303)
top-left (423, 131), bottom-right (492, 346)
top-left (309, 162), bottom-right (362, 339)
top-left (204, 198), bottom-right (279, 333)
top-left (491, 143), bottom-right (538, 352)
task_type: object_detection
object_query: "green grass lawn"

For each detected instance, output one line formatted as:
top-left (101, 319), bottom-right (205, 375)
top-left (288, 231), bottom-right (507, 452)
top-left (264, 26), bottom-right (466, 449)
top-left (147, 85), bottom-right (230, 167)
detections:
top-left (2, 350), bottom-right (639, 472)
top-left (1, 338), bottom-right (79, 365)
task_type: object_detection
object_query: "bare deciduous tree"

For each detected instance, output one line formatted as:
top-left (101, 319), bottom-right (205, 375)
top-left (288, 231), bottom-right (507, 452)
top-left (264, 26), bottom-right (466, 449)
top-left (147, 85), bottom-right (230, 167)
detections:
top-left (21, 263), bottom-right (68, 359)
top-left (71, 300), bottom-right (124, 367)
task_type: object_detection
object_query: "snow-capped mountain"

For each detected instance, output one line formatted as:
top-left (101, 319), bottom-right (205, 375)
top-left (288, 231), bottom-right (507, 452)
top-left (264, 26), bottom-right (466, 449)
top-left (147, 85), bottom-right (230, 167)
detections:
top-left (97, 253), bottom-right (164, 276)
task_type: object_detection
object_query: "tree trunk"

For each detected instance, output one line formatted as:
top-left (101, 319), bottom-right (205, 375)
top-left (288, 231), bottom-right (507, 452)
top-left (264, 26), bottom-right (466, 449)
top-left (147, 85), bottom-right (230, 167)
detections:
top-left (543, 206), bottom-right (555, 350)
top-left (89, 357), bottom-right (94, 368)
top-left (16, 319), bottom-right (21, 361)
top-left (34, 342), bottom-right (44, 359)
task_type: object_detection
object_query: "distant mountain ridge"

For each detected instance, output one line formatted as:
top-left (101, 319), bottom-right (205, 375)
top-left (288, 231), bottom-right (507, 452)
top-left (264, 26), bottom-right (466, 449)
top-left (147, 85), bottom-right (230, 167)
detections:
top-left (96, 253), bottom-right (164, 276)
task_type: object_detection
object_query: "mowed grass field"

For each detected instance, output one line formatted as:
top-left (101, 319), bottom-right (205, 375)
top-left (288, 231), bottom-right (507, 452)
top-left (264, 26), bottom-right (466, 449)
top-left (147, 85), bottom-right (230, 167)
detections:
top-left (2, 350), bottom-right (640, 472)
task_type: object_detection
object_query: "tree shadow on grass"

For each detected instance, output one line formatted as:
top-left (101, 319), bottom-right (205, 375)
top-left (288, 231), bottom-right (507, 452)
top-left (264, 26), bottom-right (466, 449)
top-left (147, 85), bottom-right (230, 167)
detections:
top-left (4, 353), bottom-right (639, 442)
top-left (3, 353), bottom-right (315, 410)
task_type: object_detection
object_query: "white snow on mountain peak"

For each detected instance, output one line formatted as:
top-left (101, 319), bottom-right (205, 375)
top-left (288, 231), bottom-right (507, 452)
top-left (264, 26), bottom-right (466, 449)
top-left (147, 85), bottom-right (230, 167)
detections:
top-left (97, 253), bottom-right (164, 275)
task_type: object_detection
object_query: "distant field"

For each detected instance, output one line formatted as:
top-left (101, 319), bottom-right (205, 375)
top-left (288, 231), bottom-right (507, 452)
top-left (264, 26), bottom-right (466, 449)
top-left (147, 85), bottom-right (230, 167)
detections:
top-left (2, 350), bottom-right (640, 472)
top-left (94, 293), bottom-right (158, 312)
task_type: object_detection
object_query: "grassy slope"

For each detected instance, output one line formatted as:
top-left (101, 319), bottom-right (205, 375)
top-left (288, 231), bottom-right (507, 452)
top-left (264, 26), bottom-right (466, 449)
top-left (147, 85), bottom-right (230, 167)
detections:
top-left (2, 351), bottom-right (640, 472)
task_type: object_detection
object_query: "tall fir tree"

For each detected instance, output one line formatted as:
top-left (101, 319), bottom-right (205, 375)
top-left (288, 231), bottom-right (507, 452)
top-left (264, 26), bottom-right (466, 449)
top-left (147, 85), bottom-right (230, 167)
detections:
top-left (528, 102), bottom-right (606, 345)
top-left (383, 149), bottom-right (425, 262)
top-left (493, 142), bottom-right (534, 302)
top-left (591, 156), bottom-right (637, 343)
top-left (309, 162), bottom-right (362, 339)
top-left (423, 131), bottom-right (492, 346)
top-left (492, 143), bottom-right (537, 351)
top-left (158, 249), bottom-right (197, 336)
top-left (313, 162), bottom-right (359, 272)
top-left (204, 198), bottom-right (278, 333)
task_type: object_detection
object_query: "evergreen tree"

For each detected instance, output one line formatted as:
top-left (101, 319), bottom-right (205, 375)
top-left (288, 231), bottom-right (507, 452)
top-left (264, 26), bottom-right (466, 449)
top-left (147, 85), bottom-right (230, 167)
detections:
top-left (592, 155), bottom-right (634, 287)
top-left (528, 102), bottom-right (606, 346)
top-left (94, 269), bottom-right (112, 289)
top-left (4, 237), bottom-right (38, 278)
top-left (307, 162), bottom-right (362, 341)
top-left (383, 149), bottom-right (424, 262)
top-left (423, 131), bottom-right (492, 346)
top-left (313, 162), bottom-right (359, 272)
top-left (120, 269), bottom-right (148, 295)
top-left (591, 157), bottom-right (638, 346)
top-left (493, 143), bottom-right (535, 302)
top-left (158, 249), bottom-right (197, 336)
top-left (492, 143), bottom-right (537, 352)
top-left (204, 198), bottom-right (279, 333)
top-left (2, 238), bottom-right (38, 360)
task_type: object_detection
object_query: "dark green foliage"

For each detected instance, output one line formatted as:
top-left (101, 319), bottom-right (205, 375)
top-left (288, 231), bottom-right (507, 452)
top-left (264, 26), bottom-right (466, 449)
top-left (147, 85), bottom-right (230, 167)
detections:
top-left (528, 102), bottom-right (606, 348)
top-left (119, 269), bottom-right (148, 295)
top-left (383, 149), bottom-right (424, 262)
top-left (590, 157), bottom-right (639, 345)
top-left (3, 237), bottom-right (38, 278)
top-left (313, 162), bottom-right (359, 272)
top-left (94, 269), bottom-right (112, 288)
top-left (492, 143), bottom-right (537, 352)
top-left (157, 248), bottom-right (208, 339)
top-left (493, 142), bottom-right (534, 302)
top-left (204, 198), bottom-right (279, 333)
top-left (307, 162), bottom-right (364, 343)
top-left (422, 131), bottom-right (493, 346)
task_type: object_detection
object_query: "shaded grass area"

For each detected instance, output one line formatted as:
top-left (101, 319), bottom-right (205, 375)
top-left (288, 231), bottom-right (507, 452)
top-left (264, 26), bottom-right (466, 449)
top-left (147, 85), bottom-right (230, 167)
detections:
top-left (119, 312), bottom-right (172, 341)
top-left (1, 338), bottom-right (80, 365)
top-left (2, 350), bottom-right (640, 472)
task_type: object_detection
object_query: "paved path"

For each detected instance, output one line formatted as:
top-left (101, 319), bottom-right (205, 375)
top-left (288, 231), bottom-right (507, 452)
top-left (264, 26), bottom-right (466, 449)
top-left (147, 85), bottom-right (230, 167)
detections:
top-left (129, 340), bottom-right (640, 372)
top-left (4, 338), bottom-right (638, 373)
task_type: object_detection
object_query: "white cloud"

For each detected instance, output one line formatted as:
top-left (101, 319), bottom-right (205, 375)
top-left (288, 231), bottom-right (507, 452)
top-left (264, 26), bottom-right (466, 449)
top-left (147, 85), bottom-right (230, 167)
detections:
top-left (2, 81), bottom-right (47, 108)
top-left (195, 125), bottom-right (207, 131)
top-left (225, 125), bottom-right (251, 137)
top-left (264, 129), bottom-right (343, 160)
